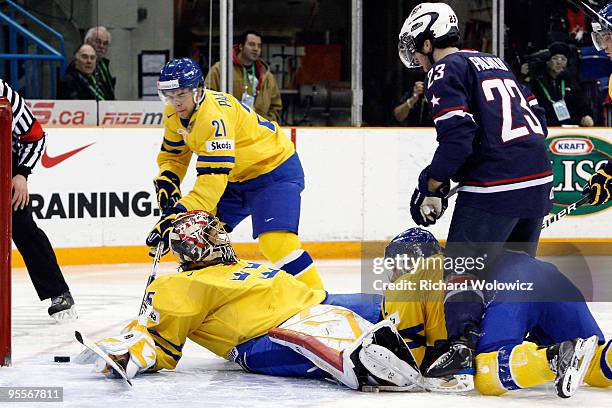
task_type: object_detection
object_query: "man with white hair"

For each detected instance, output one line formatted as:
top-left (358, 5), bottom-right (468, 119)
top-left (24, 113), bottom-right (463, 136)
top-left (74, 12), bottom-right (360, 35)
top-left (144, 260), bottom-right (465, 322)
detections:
top-left (84, 26), bottom-right (115, 100)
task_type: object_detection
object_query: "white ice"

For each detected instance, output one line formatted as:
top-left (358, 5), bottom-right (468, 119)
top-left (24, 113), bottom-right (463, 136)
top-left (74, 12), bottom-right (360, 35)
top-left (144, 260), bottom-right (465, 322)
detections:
top-left (1, 258), bottom-right (611, 407)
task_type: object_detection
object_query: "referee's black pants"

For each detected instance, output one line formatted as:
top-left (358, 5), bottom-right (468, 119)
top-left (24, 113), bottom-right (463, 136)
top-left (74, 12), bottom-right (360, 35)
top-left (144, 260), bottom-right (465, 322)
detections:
top-left (12, 206), bottom-right (69, 300)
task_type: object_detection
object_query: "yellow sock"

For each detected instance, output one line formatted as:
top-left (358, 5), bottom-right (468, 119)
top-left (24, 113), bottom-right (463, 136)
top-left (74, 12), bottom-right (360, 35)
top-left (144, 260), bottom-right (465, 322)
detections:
top-left (258, 231), bottom-right (324, 290)
top-left (585, 341), bottom-right (612, 388)
top-left (475, 343), bottom-right (555, 396)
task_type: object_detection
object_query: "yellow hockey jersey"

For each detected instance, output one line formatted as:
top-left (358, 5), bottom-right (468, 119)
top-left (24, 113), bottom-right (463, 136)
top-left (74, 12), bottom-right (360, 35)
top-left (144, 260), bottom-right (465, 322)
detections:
top-left (157, 91), bottom-right (295, 211)
top-left (381, 254), bottom-right (448, 365)
top-left (144, 259), bottom-right (326, 371)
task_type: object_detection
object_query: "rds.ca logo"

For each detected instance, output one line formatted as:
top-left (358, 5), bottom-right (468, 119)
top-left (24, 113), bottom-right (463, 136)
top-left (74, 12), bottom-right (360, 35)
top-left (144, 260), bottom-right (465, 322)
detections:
top-left (547, 134), bottom-right (611, 216)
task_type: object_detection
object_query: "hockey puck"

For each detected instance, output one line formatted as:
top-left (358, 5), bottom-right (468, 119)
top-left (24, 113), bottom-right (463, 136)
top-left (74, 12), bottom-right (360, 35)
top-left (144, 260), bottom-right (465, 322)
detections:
top-left (54, 356), bottom-right (70, 363)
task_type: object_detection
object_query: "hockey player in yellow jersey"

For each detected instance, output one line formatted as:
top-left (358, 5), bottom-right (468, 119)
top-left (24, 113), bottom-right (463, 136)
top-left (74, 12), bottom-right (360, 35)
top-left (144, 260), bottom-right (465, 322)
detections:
top-left (145, 58), bottom-right (322, 290)
top-left (85, 211), bottom-right (428, 391)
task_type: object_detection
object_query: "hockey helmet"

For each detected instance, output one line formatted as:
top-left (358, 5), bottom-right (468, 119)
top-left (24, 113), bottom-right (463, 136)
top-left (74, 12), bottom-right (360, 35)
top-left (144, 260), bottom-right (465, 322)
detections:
top-left (169, 210), bottom-right (238, 267)
top-left (398, 2), bottom-right (460, 68)
top-left (157, 58), bottom-right (205, 104)
top-left (384, 227), bottom-right (442, 261)
top-left (592, 1), bottom-right (612, 51)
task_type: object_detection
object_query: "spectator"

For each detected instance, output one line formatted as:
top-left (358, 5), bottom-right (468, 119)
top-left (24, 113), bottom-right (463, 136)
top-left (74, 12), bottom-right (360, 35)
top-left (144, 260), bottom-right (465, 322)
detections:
top-left (393, 80), bottom-right (433, 126)
top-left (529, 42), bottom-right (594, 126)
top-left (58, 44), bottom-right (112, 100)
top-left (84, 26), bottom-right (116, 100)
top-left (205, 30), bottom-right (282, 123)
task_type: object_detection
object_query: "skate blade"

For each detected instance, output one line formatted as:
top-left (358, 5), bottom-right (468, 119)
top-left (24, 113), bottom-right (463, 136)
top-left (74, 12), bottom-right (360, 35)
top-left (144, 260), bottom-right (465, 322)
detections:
top-left (359, 344), bottom-right (424, 391)
top-left (557, 335), bottom-right (598, 398)
top-left (51, 306), bottom-right (78, 323)
top-left (424, 373), bottom-right (474, 392)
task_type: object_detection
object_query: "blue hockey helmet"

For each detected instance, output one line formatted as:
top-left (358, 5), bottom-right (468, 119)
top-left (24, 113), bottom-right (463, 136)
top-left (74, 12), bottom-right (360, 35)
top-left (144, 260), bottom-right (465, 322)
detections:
top-left (384, 227), bottom-right (442, 260)
top-left (592, 1), bottom-right (612, 51)
top-left (157, 58), bottom-right (205, 103)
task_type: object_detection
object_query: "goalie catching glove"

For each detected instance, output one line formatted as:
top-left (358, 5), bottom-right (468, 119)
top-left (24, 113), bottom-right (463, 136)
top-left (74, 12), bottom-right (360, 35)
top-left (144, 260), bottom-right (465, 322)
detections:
top-left (583, 161), bottom-right (612, 206)
top-left (410, 166), bottom-right (449, 227)
top-left (154, 170), bottom-right (182, 211)
top-left (78, 326), bottom-right (156, 379)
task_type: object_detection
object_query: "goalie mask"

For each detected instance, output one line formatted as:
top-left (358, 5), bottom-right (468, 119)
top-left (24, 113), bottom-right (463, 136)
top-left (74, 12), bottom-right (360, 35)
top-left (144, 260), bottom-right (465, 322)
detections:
top-left (398, 2), bottom-right (460, 68)
top-left (169, 210), bottom-right (238, 266)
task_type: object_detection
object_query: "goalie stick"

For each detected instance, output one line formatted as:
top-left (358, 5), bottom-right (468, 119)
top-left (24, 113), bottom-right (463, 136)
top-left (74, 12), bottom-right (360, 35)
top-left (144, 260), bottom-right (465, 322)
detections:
top-left (74, 331), bottom-right (133, 386)
top-left (138, 242), bottom-right (163, 320)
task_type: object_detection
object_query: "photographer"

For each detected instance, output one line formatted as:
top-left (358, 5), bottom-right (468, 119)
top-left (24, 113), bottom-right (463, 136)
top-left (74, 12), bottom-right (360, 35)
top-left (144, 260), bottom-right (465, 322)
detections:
top-left (523, 42), bottom-right (594, 127)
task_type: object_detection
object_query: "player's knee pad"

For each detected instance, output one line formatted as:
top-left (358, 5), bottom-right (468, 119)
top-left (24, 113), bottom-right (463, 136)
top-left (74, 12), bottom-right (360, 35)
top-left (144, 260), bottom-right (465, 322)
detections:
top-left (258, 231), bottom-right (323, 289)
top-left (269, 305), bottom-right (422, 391)
top-left (475, 343), bottom-right (555, 396)
top-left (585, 340), bottom-right (612, 387)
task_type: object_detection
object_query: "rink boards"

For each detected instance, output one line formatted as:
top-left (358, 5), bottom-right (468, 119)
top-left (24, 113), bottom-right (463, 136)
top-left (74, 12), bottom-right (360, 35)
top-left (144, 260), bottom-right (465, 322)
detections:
top-left (11, 126), bottom-right (611, 266)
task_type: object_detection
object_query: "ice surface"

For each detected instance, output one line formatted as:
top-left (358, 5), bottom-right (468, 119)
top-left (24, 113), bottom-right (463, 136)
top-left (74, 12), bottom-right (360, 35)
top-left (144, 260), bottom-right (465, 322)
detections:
top-left (1, 258), bottom-right (611, 407)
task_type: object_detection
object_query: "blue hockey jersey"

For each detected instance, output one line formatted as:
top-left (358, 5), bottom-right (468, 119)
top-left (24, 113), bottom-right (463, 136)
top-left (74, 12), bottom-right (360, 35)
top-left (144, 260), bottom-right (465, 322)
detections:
top-left (425, 50), bottom-right (553, 218)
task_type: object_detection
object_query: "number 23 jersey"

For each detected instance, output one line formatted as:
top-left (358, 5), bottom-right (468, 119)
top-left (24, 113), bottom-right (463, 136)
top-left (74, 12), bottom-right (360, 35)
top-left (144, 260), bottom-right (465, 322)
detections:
top-left (425, 50), bottom-right (553, 218)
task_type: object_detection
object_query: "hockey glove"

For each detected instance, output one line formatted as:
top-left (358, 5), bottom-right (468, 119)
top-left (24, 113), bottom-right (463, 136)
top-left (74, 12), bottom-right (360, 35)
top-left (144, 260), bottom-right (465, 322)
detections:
top-left (583, 162), bottom-right (612, 206)
top-left (154, 170), bottom-right (182, 211)
top-left (146, 207), bottom-right (183, 256)
top-left (94, 326), bottom-right (157, 379)
top-left (410, 167), bottom-right (449, 226)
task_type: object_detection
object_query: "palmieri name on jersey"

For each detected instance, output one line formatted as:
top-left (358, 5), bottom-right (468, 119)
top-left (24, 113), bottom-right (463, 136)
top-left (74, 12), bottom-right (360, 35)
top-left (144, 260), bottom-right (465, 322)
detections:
top-left (206, 139), bottom-right (235, 152)
top-left (468, 56), bottom-right (509, 72)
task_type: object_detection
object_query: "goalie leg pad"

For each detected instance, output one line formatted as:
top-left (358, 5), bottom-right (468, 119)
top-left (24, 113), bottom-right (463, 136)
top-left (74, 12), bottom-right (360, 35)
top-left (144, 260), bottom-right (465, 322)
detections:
top-left (269, 305), bottom-right (423, 391)
top-left (355, 321), bottom-right (424, 390)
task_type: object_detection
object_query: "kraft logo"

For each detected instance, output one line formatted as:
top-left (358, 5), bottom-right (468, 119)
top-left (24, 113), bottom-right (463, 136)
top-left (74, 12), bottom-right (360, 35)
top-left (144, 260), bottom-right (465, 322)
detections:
top-left (549, 138), bottom-right (594, 155)
top-left (206, 139), bottom-right (235, 152)
top-left (41, 142), bottom-right (95, 168)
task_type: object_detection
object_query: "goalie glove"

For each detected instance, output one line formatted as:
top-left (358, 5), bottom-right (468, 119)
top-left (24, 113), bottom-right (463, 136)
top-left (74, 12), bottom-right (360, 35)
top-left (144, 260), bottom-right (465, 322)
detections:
top-left (154, 171), bottom-right (182, 211)
top-left (93, 327), bottom-right (156, 379)
top-left (410, 166), bottom-right (449, 226)
top-left (146, 207), bottom-right (183, 256)
top-left (583, 161), bottom-right (612, 206)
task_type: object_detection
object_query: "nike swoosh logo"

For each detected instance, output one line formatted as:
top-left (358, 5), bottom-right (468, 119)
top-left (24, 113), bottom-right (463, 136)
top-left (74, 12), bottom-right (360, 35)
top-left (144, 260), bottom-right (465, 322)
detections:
top-left (167, 113), bottom-right (176, 118)
top-left (41, 143), bottom-right (95, 168)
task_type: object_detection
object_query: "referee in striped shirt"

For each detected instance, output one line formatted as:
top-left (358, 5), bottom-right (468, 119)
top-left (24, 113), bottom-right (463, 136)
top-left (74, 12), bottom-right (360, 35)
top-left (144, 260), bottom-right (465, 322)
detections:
top-left (1, 79), bottom-right (77, 322)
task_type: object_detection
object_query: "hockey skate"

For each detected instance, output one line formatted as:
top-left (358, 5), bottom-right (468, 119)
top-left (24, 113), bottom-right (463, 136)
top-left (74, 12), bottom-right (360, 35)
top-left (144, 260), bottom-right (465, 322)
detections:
top-left (547, 335), bottom-right (598, 398)
top-left (48, 291), bottom-right (77, 323)
top-left (420, 339), bottom-right (475, 392)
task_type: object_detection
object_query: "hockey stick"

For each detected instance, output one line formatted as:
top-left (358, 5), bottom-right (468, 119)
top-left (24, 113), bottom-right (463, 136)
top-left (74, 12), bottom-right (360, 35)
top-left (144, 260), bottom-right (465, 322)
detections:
top-left (541, 194), bottom-right (591, 230)
top-left (138, 242), bottom-right (163, 320)
top-left (567, 0), bottom-right (612, 30)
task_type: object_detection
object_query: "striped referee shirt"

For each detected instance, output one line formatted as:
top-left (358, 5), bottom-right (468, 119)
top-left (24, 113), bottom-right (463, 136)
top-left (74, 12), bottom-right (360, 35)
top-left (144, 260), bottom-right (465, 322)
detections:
top-left (0, 78), bottom-right (45, 178)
